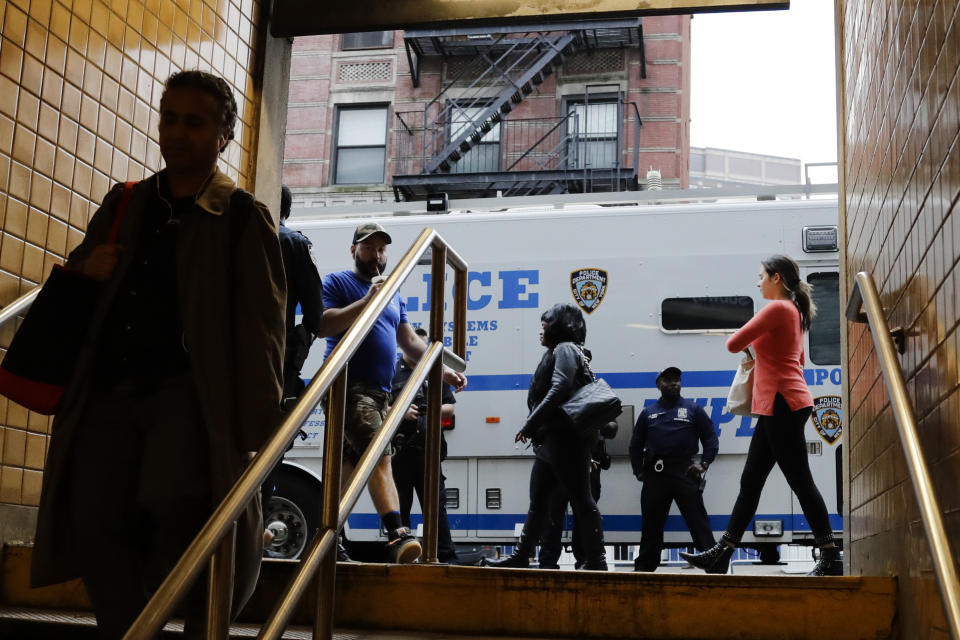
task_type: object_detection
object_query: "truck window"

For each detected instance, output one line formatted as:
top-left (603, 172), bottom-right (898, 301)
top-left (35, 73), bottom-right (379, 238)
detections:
top-left (661, 296), bottom-right (754, 331)
top-left (808, 272), bottom-right (840, 365)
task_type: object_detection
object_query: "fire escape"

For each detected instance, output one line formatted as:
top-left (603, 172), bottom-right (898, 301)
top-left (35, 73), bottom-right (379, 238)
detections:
top-left (392, 19), bottom-right (646, 201)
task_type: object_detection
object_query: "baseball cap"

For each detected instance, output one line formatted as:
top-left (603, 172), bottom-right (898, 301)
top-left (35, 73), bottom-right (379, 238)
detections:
top-left (352, 222), bottom-right (392, 245)
top-left (656, 366), bottom-right (682, 381)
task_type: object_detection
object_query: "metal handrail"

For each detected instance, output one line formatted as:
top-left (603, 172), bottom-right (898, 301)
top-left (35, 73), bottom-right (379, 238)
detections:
top-left (124, 227), bottom-right (468, 639)
top-left (0, 287), bottom-right (41, 329)
top-left (846, 270), bottom-right (960, 639)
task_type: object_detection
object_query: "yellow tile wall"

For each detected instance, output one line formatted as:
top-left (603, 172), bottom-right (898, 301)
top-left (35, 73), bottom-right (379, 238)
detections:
top-left (0, 0), bottom-right (264, 509)
top-left (839, 1), bottom-right (960, 637)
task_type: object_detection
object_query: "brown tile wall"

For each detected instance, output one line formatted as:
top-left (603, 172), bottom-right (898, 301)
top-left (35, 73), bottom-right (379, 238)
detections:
top-left (839, 0), bottom-right (960, 637)
top-left (0, 0), bottom-right (264, 510)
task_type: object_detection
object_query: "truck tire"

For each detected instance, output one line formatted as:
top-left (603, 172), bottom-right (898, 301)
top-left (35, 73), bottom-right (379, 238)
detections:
top-left (263, 469), bottom-right (322, 560)
top-left (758, 544), bottom-right (781, 565)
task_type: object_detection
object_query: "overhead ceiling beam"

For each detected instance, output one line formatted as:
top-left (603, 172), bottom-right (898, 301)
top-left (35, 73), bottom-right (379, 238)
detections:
top-left (271, 0), bottom-right (789, 38)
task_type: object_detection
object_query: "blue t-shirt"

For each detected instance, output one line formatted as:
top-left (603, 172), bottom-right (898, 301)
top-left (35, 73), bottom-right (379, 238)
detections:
top-left (322, 270), bottom-right (408, 391)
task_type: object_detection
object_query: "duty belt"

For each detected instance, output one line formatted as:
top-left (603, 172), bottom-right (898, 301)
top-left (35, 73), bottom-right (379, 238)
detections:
top-left (649, 456), bottom-right (690, 473)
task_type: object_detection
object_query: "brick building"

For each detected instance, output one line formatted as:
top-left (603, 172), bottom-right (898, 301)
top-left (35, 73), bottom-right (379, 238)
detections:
top-left (283, 17), bottom-right (691, 206)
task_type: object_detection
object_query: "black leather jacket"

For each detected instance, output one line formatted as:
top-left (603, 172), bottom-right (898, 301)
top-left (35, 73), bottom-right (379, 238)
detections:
top-left (520, 342), bottom-right (593, 443)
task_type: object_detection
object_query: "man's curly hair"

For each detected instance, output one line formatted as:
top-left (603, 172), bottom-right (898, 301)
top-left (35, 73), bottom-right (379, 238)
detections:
top-left (162, 70), bottom-right (238, 146)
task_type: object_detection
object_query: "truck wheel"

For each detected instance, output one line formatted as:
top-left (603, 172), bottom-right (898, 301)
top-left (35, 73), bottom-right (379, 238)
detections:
top-left (263, 471), bottom-right (321, 560)
top-left (758, 544), bottom-right (780, 565)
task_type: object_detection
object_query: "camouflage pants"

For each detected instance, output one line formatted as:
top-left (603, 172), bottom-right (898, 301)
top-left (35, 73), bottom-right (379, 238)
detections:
top-left (342, 382), bottom-right (393, 465)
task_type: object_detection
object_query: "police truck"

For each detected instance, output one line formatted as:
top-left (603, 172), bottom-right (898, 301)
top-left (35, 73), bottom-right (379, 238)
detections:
top-left (263, 189), bottom-right (842, 568)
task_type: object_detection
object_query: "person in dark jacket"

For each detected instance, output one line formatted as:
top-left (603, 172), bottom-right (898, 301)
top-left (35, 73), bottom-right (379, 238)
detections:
top-left (629, 366), bottom-right (720, 572)
top-left (391, 327), bottom-right (459, 563)
top-left (483, 303), bottom-right (607, 570)
top-left (277, 185), bottom-right (324, 402)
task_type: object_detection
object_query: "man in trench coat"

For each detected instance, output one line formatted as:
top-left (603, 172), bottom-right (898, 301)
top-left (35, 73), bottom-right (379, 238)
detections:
top-left (30, 70), bottom-right (286, 639)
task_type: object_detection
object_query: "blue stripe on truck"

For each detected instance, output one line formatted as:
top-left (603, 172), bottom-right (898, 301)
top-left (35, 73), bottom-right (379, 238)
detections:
top-left (347, 512), bottom-right (843, 533)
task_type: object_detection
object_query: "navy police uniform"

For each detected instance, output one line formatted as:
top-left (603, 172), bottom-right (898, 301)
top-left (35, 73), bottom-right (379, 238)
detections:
top-left (629, 396), bottom-right (719, 571)
top-left (278, 222), bottom-right (324, 400)
top-left (390, 357), bottom-right (459, 563)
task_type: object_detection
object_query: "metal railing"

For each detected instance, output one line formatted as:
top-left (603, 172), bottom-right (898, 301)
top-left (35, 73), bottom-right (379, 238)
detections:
top-left (0, 287), bottom-right (40, 330)
top-left (846, 270), bottom-right (960, 640)
top-left (117, 227), bottom-right (467, 639)
top-left (393, 99), bottom-right (641, 196)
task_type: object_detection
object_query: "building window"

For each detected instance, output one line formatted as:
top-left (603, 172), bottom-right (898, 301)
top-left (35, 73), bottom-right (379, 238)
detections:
top-left (566, 99), bottom-right (620, 169)
top-left (342, 31), bottom-right (393, 50)
top-left (334, 106), bottom-right (388, 185)
top-left (448, 104), bottom-right (501, 174)
top-left (661, 296), bottom-right (754, 331)
top-left (808, 272), bottom-right (840, 365)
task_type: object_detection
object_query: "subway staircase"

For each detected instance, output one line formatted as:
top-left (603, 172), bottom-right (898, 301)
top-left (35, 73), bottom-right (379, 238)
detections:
top-left (0, 545), bottom-right (899, 639)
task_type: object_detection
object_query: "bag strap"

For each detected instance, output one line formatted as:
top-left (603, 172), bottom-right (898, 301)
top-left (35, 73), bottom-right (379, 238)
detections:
top-left (107, 181), bottom-right (137, 243)
top-left (573, 343), bottom-right (597, 383)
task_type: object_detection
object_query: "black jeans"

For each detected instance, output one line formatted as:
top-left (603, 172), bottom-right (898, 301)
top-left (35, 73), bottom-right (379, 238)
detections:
top-left (724, 393), bottom-right (833, 545)
top-left (538, 464), bottom-right (601, 567)
top-left (524, 435), bottom-right (603, 561)
top-left (392, 444), bottom-right (458, 562)
top-left (635, 470), bottom-right (715, 571)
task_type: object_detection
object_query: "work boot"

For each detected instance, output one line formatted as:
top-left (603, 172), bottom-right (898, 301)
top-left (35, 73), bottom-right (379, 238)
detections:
top-left (385, 527), bottom-right (422, 564)
top-left (808, 546), bottom-right (843, 576)
top-left (680, 541), bottom-right (734, 574)
top-left (482, 510), bottom-right (543, 568)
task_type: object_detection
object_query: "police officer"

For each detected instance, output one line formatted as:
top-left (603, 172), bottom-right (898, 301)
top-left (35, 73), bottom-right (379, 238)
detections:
top-left (277, 184), bottom-right (324, 401)
top-left (391, 327), bottom-right (459, 563)
top-left (263, 186), bottom-right (326, 552)
top-left (629, 366), bottom-right (721, 572)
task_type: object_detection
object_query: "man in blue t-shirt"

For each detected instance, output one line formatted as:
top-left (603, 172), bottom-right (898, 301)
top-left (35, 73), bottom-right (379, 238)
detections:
top-left (322, 222), bottom-right (467, 563)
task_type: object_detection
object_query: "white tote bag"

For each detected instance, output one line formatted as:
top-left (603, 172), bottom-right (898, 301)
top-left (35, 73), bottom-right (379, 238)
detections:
top-left (726, 349), bottom-right (756, 417)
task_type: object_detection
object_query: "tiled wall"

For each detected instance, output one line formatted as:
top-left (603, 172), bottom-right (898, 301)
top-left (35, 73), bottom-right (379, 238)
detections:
top-left (0, 0), bottom-right (264, 511)
top-left (840, 1), bottom-right (960, 637)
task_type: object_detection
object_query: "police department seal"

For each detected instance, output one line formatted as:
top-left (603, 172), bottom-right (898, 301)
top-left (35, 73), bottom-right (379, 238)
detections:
top-left (811, 395), bottom-right (842, 444)
top-left (570, 268), bottom-right (608, 314)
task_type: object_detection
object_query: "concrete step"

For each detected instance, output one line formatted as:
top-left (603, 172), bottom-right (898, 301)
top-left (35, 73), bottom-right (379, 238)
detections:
top-left (1, 546), bottom-right (898, 639)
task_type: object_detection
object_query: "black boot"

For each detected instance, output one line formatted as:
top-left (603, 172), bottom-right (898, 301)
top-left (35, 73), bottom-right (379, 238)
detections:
top-left (680, 541), bottom-right (734, 574)
top-left (579, 510), bottom-right (608, 571)
top-left (483, 511), bottom-right (542, 568)
top-left (808, 546), bottom-right (842, 576)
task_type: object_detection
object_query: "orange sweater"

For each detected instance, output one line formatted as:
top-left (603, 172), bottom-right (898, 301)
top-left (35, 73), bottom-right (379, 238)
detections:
top-left (727, 299), bottom-right (813, 416)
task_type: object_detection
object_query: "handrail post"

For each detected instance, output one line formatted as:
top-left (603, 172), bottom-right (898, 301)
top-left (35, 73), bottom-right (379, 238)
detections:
top-left (848, 271), bottom-right (960, 640)
top-left (315, 368), bottom-right (347, 639)
top-left (205, 522), bottom-right (236, 639)
top-left (453, 269), bottom-right (467, 359)
top-left (423, 244), bottom-right (447, 563)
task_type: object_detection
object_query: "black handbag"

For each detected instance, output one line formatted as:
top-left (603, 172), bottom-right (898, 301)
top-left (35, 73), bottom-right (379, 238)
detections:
top-left (0, 182), bottom-right (136, 414)
top-left (560, 345), bottom-right (622, 436)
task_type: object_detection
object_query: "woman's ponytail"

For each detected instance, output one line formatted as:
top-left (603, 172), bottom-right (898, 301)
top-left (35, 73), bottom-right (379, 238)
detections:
top-left (791, 279), bottom-right (816, 332)
top-left (762, 254), bottom-right (817, 332)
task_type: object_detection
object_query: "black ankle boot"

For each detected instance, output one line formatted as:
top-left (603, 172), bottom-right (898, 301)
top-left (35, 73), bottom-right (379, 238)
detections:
top-left (680, 542), bottom-right (734, 573)
top-left (483, 550), bottom-right (531, 568)
top-left (808, 546), bottom-right (842, 576)
top-left (483, 511), bottom-right (542, 568)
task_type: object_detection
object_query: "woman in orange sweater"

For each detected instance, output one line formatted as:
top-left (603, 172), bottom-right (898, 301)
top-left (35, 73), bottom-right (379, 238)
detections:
top-left (680, 255), bottom-right (841, 576)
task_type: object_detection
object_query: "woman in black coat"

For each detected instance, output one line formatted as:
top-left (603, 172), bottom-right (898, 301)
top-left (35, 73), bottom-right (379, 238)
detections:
top-left (484, 303), bottom-right (607, 570)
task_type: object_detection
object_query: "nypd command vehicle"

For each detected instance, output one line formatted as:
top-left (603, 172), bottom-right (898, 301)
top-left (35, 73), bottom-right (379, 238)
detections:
top-left (264, 190), bottom-right (842, 567)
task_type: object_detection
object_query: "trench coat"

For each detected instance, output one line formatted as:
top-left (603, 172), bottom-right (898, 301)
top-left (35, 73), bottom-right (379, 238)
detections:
top-left (30, 168), bottom-right (286, 614)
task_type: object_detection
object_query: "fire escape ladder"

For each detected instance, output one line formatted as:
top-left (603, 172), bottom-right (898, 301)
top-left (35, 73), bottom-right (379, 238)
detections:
top-left (423, 31), bottom-right (580, 175)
